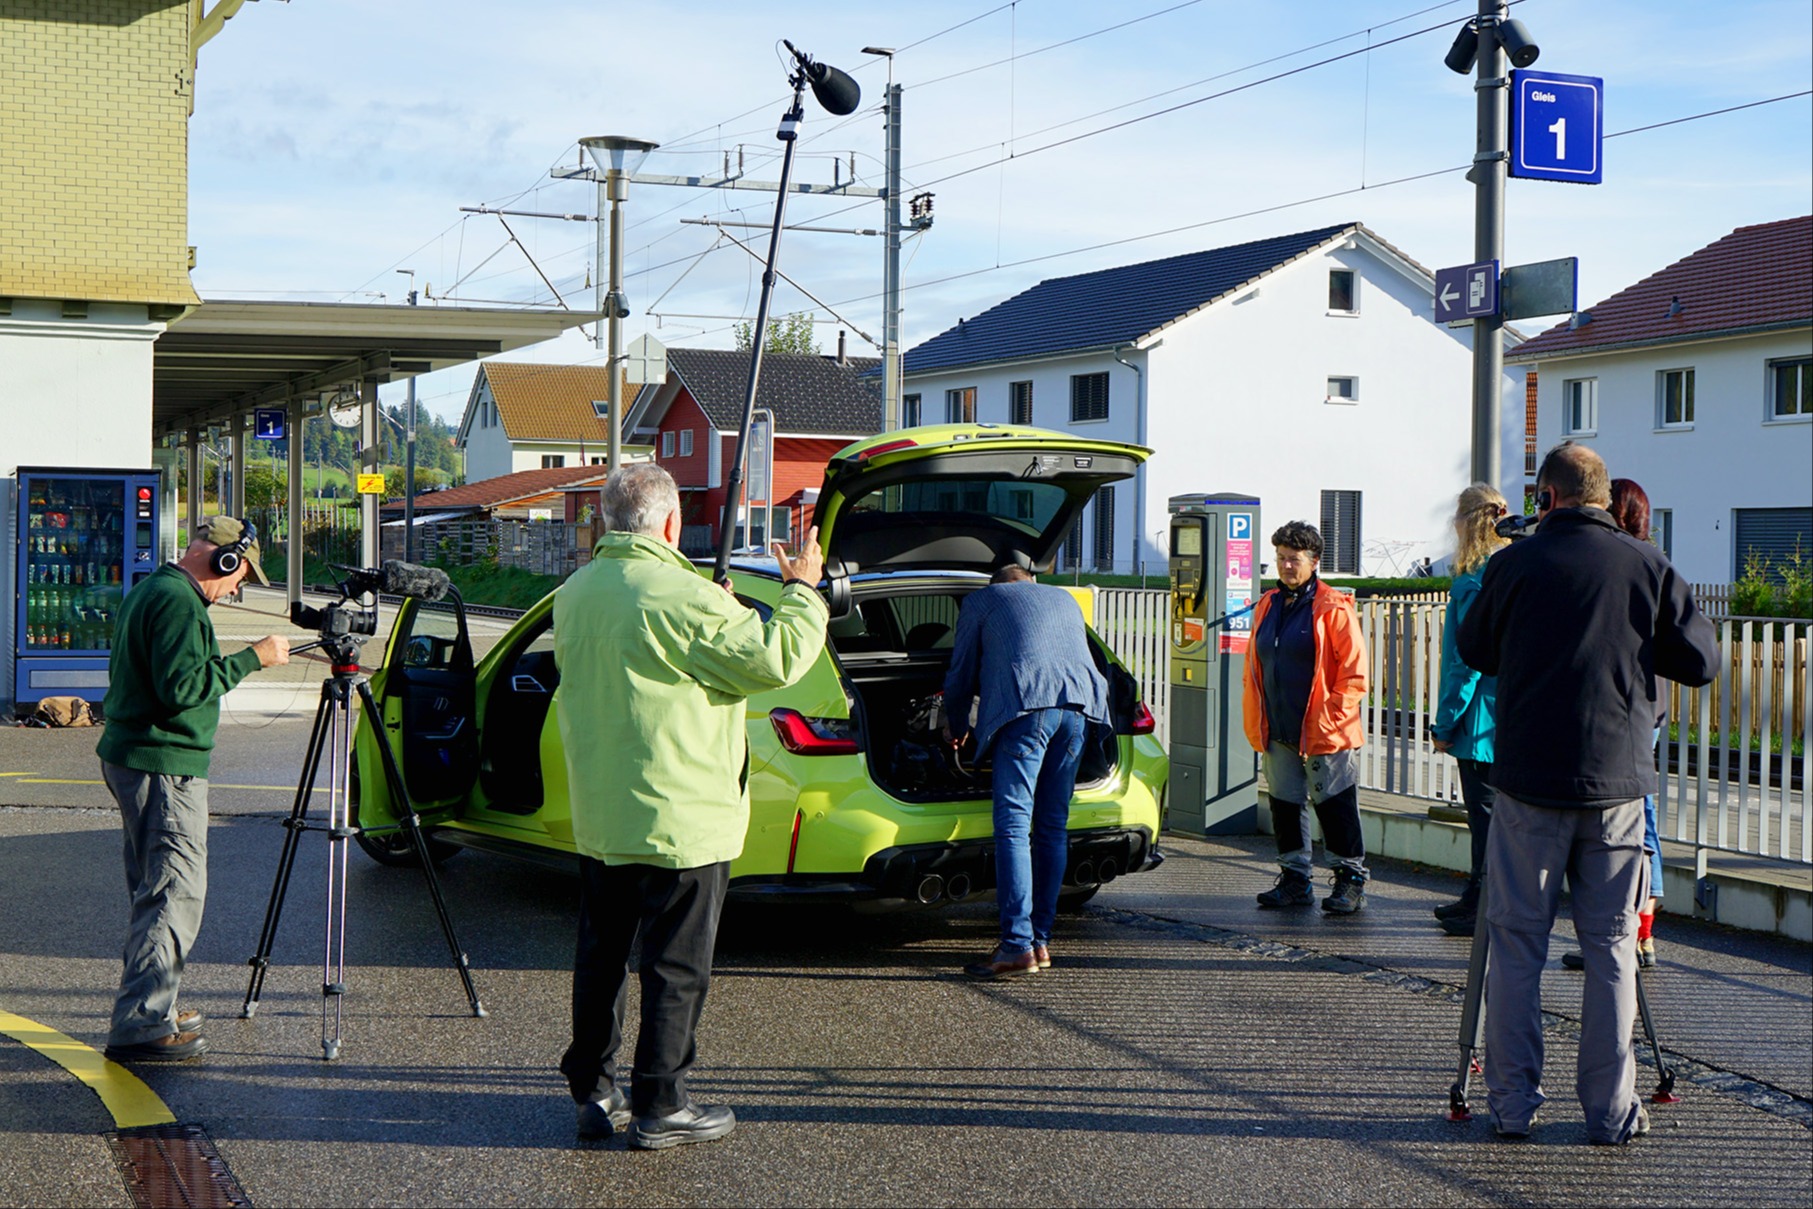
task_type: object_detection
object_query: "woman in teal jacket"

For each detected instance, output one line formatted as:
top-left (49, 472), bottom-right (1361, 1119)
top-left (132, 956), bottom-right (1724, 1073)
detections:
top-left (1430, 483), bottom-right (1511, 935)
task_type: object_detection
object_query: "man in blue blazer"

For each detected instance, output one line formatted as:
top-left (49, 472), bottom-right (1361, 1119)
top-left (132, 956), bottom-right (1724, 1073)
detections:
top-left (944, 565), bottom-right (1109, 978)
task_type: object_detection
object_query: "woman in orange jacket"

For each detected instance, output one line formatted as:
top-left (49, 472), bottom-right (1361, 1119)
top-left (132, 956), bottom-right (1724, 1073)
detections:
top-left (1242, 521), bottom-right (1371, 913)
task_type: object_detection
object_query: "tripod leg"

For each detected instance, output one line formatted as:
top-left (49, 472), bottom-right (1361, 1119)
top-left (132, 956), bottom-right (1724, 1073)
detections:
top-left (322, 679), bottom-right (353, 1060)
top-left (1636, 969), bottom-right (1679, 1102)
top-left (243, 681), bottom-right (336, 1019)
top-left (1450, 874), bottom-right (1491, 1122)
top-left (355, 680), bottom-right (486, 1018)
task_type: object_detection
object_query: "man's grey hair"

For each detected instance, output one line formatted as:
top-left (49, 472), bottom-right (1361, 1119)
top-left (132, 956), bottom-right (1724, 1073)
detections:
top-left (992, 564), bottom-right (1035, 584)
top-left (603, 463), bottom-right (681, 536)
top-left (1536, 440), bottom-right (1611, 507)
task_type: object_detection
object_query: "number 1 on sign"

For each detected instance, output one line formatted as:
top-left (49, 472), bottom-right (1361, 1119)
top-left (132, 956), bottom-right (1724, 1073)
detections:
top-left (1548, 116), bottom-right (1567, 161)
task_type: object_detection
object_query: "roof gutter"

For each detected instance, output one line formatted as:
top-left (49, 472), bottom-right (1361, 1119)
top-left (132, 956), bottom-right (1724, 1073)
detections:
top-left (1512, 318), bottom-right (1811, 364)
top-left (1112, 343), bottom-right (1149, 576)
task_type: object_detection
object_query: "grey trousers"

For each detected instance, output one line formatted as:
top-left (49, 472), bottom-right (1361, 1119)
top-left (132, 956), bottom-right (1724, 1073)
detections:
top-left (103, 763), bottom-right (210, 1047)
top-left (1484, 791), bottom-right (1648, 1143)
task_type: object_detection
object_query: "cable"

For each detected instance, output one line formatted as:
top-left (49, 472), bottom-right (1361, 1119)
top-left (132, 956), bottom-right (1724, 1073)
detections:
top-left (1605, 89), bottom-right (1811, 139)
top-left (915, 0), bottom-right (1209, 90)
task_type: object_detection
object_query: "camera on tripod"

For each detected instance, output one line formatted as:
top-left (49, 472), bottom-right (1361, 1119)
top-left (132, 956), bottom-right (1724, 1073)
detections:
top-left (287, 560), bottom-right (452, 663)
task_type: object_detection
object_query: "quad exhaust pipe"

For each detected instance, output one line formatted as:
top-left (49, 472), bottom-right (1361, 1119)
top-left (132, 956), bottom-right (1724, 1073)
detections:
top-left (946, 873), bottom-right (971, 900)
top-left (915, 874), bottom-right (945, 904)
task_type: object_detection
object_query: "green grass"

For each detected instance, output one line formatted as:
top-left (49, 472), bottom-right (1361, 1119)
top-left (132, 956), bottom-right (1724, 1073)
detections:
top-left (435, 561), bottom-right (563, 610)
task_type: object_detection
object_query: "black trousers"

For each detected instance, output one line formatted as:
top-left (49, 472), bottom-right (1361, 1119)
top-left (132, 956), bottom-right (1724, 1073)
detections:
top-left (1266, 785), bottom-right (1365, 862)
top-left (560, 858), bottom-right (729, 1117)
top-left (1454, 757), bottom-right (1497, 882)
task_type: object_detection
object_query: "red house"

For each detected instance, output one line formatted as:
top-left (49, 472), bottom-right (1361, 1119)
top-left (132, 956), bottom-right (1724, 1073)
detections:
top-left (624, 347), bottom-right (882, 554)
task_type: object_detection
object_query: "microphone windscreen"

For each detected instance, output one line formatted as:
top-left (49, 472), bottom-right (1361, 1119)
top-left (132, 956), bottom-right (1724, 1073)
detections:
top-left (380, 559), bottom-right (451, 601)
top-left (809, 62), bottom-right (861, 116)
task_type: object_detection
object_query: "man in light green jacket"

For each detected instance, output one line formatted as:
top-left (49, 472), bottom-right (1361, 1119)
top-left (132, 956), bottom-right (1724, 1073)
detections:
top-left (554, 463), bottom-right (826, 1150)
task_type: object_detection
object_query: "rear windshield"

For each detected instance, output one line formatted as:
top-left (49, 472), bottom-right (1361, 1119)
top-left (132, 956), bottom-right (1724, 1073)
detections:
top-left (829, 591), bottom-right (967, 654)
top-left (846, 478), bottom-right (1070, 534)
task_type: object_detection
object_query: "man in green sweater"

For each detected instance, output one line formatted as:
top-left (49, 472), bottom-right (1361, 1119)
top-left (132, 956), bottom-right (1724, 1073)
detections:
top-left (555, 464), bottom-right (826, 1149)
top-left (97, 516), bottom-right (290, 1063)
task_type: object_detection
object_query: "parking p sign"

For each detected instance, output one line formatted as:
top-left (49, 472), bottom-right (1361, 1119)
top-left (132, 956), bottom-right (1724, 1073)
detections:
top-left (1511, 70), bottom-right (1603, 185)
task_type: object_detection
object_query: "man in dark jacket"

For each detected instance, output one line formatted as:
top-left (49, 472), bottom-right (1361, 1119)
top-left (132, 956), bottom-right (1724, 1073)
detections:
top-left (1457, 442), bottom-right (1718, 1145)
top-left (944, 565), bottom-right (1108, 978)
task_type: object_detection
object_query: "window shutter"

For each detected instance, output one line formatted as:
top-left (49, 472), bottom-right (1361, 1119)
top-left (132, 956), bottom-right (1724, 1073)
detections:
top-left (1319, 490), bottom-right (1363, 574)
top-left (1733, 508), bottom-right (1813, 580)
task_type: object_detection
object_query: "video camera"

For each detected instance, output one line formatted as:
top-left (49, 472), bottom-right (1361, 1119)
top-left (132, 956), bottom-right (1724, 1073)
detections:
top-left (290, 560), bottom-right (453, 664)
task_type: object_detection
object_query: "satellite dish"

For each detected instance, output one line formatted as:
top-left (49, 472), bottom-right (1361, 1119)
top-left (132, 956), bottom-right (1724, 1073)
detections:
top-left (327, 389), bottom-right (362, 429)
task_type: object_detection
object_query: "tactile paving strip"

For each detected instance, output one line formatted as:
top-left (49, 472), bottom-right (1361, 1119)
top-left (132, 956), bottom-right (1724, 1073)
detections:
top-left (106, 1123), bottom-right (251, 1209)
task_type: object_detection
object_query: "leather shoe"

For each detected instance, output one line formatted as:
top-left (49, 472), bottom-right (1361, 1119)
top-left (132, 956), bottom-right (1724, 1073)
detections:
top-left (1439, 914), bottom-right (1477, 937)
top-left (176, 1009), bottom-right (205, 1033)
top-left (577, 1087), bottom-right (631, 1139)
top-left (964, 947), bottom-right (1039, 979)
top-left (104, 1031), bottom-right (207, 1064)
top-left (1032, 943), bottom-right (1051, 970)
top-left (630, 1103), bottom-right (736, 1151)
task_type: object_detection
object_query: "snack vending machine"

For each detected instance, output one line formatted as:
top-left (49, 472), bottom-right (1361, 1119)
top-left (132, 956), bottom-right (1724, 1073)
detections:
top-left (13, 467), bottom-right (163, 707)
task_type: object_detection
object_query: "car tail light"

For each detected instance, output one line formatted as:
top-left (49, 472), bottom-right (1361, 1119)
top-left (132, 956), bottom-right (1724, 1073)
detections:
top-left (770, 708), bottom-right (860, 755)
top-left (1130, 702), bottom-right (1156, 735)
top-left (856, 438), bottom-right (918, 461)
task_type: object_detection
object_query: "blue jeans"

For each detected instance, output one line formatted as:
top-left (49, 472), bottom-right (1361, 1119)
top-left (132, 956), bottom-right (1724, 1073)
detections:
top-left (990, 708), bottom-right (1086, 955)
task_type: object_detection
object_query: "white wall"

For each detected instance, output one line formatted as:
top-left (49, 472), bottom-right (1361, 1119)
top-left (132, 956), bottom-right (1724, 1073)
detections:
top-left (0, 302), bottom-right (163, 471)
top-left (1524, 329), bottom-right (1813, 583)
top-left (905, 240), bottom-right (1522, 577)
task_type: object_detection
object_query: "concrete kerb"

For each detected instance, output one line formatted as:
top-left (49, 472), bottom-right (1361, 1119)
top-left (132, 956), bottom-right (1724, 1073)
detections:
top-left (1238, 784), bottom-right (1813, 943)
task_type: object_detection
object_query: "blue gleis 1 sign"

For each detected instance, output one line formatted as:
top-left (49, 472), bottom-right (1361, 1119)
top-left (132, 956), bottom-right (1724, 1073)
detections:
top-left (1511, 70), bottom-right (1604, 184)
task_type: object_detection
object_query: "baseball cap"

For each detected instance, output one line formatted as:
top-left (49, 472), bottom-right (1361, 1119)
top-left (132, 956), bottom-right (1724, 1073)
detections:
top-left (199, 515), bottom-right (270, 586)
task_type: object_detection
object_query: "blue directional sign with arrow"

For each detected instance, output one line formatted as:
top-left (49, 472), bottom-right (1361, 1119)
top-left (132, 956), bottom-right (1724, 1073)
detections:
top-left (1511, 70), bottom-right (1604, 184)
top-left (1434, 260), bottom-right (1499, 324)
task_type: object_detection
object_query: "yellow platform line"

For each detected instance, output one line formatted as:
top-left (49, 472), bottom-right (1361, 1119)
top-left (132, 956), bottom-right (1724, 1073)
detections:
top-left (0, 1009), bottom-right (175, 1129)
top-left (2, 776), bottom-right (317, 792)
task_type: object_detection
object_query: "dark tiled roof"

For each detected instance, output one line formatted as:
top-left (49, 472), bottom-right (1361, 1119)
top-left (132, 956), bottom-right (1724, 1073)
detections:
top-left (903, 223), bottom-right (1357, 375)
top-left (663, 348), bottom-right (881, 435)
top-left (1515, 216), bottom-right (1813, 361)
top-left (380, 464), bottom-right (606, 515)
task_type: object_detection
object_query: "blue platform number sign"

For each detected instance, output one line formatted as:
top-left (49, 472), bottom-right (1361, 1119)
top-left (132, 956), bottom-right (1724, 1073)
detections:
top-left (253, 408), bottom-right (287, 441)
top-left (1511, 70), bottom-right (1604, 185)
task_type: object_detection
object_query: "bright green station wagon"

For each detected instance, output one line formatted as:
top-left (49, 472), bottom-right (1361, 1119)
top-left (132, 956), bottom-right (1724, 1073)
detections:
top-left (351, 425), bottom-right (1170, 908)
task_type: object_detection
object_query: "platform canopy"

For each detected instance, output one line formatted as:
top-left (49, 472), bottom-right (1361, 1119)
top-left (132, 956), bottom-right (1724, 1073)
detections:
top-left (152, 299), bottom-right (596, 438)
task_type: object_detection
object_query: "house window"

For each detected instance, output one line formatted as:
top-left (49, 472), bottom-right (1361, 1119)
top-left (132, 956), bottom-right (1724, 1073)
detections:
top-left (1092, 485), bottom-right (1116, 571)
top-left (945, 387), bottom-right (976, 424)
top-left (1563, 378), bottom-right (1598, 434)
top-left (1326, 376), bottom-right (1358, 404)
top-left (1770, 357), bottom-right (1812, 419)
top-left (1653, 508), bottom-right (1673, 560)
top-left (1658, 368), bottom-right (1695, 428)
top-left (590, 457), bottom-right (606, 465)
top-left (541, 455), bottom-right (566, 469)
top-left (593, 399), bottom-right (609, 418)
top-left (679, 429), bottom-right (694, 457)
top-left (1070, 372), bottom-right (1109, 423)
top-left (902, 393), bottom-right (922, 427)
top-left (1319, 490), bottom-right (1363, 575)
top-left (1010, 380), bottom-right (1033, 425)
top-left (1328, 269), bottom-right (1357, 314)
top-left (661, 432), bottom-right (675, 458)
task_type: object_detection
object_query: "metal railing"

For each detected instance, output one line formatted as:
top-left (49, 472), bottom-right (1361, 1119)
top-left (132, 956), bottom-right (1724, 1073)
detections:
top-left (1088, 588), bottom-right (1812, 867)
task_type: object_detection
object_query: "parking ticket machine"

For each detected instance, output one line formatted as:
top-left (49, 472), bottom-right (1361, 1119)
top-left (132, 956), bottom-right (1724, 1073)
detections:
top-left (1166, 493), bottom-right (1260, 834)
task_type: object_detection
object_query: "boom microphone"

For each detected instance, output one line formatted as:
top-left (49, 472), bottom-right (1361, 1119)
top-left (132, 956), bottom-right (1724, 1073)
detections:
top-left (379, 559), bottom-right (451, 601)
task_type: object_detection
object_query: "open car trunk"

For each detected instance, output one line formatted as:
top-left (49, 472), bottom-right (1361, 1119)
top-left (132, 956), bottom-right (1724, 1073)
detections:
top-left (831, 582), bottom-right (1123, 803)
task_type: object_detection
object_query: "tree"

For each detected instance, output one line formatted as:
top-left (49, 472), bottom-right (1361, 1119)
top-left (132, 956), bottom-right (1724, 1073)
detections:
top-left (733, 311), bottom-right (819, 355)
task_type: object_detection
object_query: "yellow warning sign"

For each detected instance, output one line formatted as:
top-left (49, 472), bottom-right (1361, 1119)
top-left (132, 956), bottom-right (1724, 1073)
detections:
top-left (356, 473), bottom-right (386, 494)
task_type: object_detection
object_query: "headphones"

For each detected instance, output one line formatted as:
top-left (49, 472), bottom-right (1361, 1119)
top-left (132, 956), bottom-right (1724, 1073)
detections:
top-left (210, 519), bottom-right (256, 577)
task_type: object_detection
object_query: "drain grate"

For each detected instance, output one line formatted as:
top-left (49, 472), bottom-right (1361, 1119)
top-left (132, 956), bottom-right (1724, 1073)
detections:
top-left (106, 1123), bottom-right (251, 1209)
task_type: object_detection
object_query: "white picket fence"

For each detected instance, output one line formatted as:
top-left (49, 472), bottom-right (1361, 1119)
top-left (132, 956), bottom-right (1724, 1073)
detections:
top-left (1090, 588), bottom-right (1811, 867)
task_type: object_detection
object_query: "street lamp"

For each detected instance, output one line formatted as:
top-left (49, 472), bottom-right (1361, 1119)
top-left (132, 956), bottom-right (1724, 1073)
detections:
top-left (711, 41), bottom-right (860, 587)
top-left (579, 135), bottom-right (660, 475)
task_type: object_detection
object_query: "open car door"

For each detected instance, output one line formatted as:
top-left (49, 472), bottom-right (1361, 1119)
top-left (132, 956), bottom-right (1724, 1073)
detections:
top-left (377, 594), bottom-right (480, 806)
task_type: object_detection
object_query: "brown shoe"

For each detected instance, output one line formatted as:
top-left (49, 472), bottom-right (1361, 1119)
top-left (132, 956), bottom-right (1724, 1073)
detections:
top-left (104, 1031), bottom-right (208, 1064)
top-left (1032, 944), bottom-right (1051, 970)
top-left (176, 1009), bottom-right (205, 1033)
top-left (964, 947), bottom-right (1039, 979)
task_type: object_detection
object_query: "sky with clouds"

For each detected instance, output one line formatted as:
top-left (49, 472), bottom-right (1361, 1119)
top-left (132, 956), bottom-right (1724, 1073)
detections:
top-left (186, 0), bottom-right (1813, 425)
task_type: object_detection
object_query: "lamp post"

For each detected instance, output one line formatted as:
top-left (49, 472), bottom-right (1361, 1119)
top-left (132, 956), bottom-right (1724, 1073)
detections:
top-left (862, 46), bottom-right (902, 431)
top-left (398, 269), bottom-right (419, 561)
top-left (711, 41), bottom-right (861, 587)
top-left (579, 135), bottom-right (660, 474)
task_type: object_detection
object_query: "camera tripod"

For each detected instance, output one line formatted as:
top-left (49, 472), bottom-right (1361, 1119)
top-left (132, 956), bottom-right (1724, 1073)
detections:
top-left (241, 643), bottom-right (485, 1059)
top-left (1448, 874), bottom-right (1678, 1121)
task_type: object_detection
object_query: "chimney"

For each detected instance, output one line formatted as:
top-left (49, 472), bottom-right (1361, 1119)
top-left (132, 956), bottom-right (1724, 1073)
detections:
top-left (837, 330), bottom-right (847, 365)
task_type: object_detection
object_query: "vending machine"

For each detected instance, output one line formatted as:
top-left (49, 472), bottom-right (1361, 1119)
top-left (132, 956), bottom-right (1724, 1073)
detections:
top-left (12, 467), bottom-right (163, 707)
top-left (1166, 492), bottom-right (1261, 834)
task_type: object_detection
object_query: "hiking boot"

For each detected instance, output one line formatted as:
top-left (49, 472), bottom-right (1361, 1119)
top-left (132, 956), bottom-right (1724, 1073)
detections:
top-left (1322, 869), bottom-right (1367, 915)
top-left (1439, 912), bottom-right (1477, 937)
top-left (1433, 879), bottom-right (1481, 921)
top-left (1637, 937), bottom-right (1657, 970)
top-left (1256, 869), bottom-right (1314, 908)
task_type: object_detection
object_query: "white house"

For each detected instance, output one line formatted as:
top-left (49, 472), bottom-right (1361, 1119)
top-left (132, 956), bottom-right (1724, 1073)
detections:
top-left (456, 361), bottom-right (651, 481)
top-left (901, 222), bottom-right (1525, 578)
top-left (1513, 216), bottom-right (1812, 585)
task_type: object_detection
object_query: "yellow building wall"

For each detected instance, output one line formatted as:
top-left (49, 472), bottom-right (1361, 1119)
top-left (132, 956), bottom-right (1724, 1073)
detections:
top-left (0, 0), bottom-right (201, 308)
